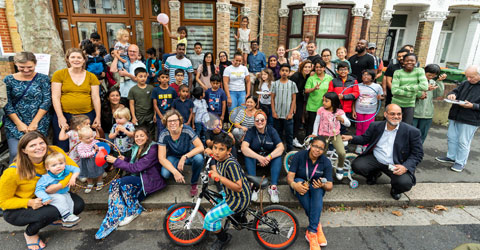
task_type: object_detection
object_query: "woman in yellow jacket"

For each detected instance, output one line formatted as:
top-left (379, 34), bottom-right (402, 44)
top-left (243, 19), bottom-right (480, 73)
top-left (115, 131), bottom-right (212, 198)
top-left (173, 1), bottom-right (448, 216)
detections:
top-left (0, 131), bottom-right (84, 250)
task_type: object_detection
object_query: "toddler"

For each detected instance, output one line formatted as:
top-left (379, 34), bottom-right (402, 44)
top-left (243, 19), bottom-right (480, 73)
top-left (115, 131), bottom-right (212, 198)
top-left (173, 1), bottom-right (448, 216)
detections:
top-left (289, 51), bottom-right (301, 73)
top-left (286, 33), bottom-right (313, 61)
top-left (114, 29), bottom-right (131, 71)
top-left (59, 115), bottom-right (92, 164)
top-left (109, 107), bottom-right (135, 153)
top-left (77, 127), bottom-right (105, 193)
top-left (192, 87), bottom-right (209, 143)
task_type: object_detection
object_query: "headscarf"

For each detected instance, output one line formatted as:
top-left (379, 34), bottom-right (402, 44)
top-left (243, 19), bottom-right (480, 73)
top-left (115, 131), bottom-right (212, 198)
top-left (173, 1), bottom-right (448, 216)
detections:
top-left (268, 55), bottom-right (281, 80)
top-left (218, 51), bottom-right (232, 78)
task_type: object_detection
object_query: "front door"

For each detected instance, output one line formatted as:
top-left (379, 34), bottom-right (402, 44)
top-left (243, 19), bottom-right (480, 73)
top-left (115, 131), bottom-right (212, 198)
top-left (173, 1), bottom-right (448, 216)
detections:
top-left (71, 18), bottom-right (131, 50)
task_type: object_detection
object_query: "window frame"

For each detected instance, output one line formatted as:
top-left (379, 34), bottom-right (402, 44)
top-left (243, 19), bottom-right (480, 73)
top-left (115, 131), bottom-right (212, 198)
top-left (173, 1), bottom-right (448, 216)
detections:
top-left (286, 5), bottom-right (304, 50)
top-left (229, 3), bottom-right (243, 60)
top-left (180, 0), bottom-right (216, 57)
top-left (315, 4), bottom-right (353, 48)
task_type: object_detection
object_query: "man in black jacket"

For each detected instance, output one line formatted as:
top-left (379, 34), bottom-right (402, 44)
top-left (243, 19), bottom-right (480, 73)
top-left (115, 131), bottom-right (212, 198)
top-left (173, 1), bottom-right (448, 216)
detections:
top-left (436, 65), bottom-right (480, 172)
top-left (342, 104), bottom-right (423, 200)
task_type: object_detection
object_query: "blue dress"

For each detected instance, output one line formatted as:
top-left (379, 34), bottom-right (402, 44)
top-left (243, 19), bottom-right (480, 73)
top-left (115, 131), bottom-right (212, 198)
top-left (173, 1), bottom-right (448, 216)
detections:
top-left (4, 73), bottom-right (51, 140)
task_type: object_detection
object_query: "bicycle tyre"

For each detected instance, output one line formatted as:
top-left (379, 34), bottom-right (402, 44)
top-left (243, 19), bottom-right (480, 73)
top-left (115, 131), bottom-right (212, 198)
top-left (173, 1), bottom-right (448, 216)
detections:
top-left (163, 202), bottom-right (208, 246)
top-left (283, 151), bottom-right (298, 173)
top-left (253, 205), bottom-right (299, 250)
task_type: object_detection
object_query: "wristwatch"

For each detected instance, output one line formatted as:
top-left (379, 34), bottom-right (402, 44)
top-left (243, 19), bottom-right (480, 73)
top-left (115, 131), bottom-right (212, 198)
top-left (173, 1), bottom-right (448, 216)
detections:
top-left (184, 154), bottom-right (189, 159)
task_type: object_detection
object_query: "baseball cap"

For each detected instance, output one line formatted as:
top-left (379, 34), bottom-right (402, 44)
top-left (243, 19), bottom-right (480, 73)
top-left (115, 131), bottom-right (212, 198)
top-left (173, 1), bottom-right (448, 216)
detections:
top-left (368, 42), bottom-right (376, 49)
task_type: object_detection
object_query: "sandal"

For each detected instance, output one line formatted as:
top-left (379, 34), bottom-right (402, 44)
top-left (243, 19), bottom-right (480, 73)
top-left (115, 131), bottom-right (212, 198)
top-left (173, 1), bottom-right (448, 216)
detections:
top-left (85, 184), bottom-right (94, 193)
top-left (26, 238), bottom-right (45, 250)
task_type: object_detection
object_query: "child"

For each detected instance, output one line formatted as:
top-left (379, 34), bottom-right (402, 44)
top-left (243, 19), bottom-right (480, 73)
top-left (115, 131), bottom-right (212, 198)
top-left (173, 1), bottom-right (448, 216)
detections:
top-left (271, 63), bottom-right (298, 152)
top-left (85, 43), bottom-right (107, 81)
top-left (286, 32), bottom-right (313, 61)
top-left (35, 152), bottom-right (81, 227)
top-left (191, 87), bottom-right (209, 143)
top-left (235, 17), bottom-right (251, 64)
top-left (205, 119), bottom-right (235, 156)
top-left (190, 42), bottom-right (205, 77)
top-left (109, 107), bottom-right (135, 153)
top-left (196, 52), bottom-right (216, 90)
top-left (312, 92), bottom-right (351, 180)
top-left (413, 64), bottom-right (446, 143)
top-left (128, 67), bottom-right (155, 135)
top-left (328, 61), bottom-right (359, 133)
top-left (77, 127), bottom-right (105, 193)
top-left (352, 69), bottom-right (384, 154)
top-left (206, 133), bottom-right (251, 250)
top-left (152, 69), bottom-right (178, 135)
top-left (332, 47), bottom-right (352, 73)
top-left (257, 68), bottom-right (274, 125)
top-left (59, 115), bottom-right (92, 164)
top-left (114, 29), bottom-right (131, 71)
top-left (289, 50), bottom-right (301, 73)
top-left (172, 84), bottom-right (194, 126)
top-left (205, 74), bottom-right (227, 121)
top-left (171, 69), bottom-right (185, 96)
top-left (145, 47), bottom-right (162, 85)
top-left (162, 24), bottom-right (188, 61)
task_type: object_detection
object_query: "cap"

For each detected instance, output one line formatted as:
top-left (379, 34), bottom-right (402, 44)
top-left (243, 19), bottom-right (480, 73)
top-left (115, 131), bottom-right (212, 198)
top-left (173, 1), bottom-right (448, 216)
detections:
top-left (368, 42), bottom-right (376, 48)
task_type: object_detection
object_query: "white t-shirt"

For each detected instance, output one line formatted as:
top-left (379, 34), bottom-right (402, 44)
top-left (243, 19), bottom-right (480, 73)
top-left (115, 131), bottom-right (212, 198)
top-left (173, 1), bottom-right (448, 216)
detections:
top-left (165, 56), bottom-right (194, 85)
top-left (259, 82), bottom-right (271, 105)
top-left (120, 60), bottom-right (146, 97)
top-left (223, 65), bottom-right (249, 92)
top-left (193, 99), bottom-right (208, 123)
top-left (355, 83), bottom-right (384, 114)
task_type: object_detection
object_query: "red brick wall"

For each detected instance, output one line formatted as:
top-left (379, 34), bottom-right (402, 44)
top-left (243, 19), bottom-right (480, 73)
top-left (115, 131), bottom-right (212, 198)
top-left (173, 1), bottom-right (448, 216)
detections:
top-left (303, 15), bottom-right (317, 38)
top-left (278, 17), bottom-right (288, 47)
top-left (0, 9), bottom-right (13, 53)
top-left (347, 16), bottom-right (363, 57)
top-left (360, 19), bottom-right (370, 40)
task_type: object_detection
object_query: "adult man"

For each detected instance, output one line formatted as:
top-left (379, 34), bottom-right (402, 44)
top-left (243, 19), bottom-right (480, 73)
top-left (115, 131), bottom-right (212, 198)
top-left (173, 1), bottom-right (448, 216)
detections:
top-left (436, 65), bottom-right (480, 172)
top-left (367, 42), bottom-right (384, 80)
top-left (247, 40), bottom-right (266, 94)
top-left (348, 39), bottom-right (377, 82)
top-left (382, 48), bottom-right (409, 106)
top-left (306, 42), bottom-right (321, 63)
top-left (165, 43), bottom-right (194, 91)
top-left (110, 44), bottom-right (146, 104)
top-left (342, 104), bottom-right (423, 200)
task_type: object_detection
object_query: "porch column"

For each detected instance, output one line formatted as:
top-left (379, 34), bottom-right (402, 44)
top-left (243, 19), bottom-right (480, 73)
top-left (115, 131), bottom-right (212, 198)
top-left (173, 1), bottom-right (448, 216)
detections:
top-left (302, 6), bottom-right (320, 39)
top-left (168, 0), bottom-right (181, 52)
top-left (459, 12), bottom-right (480, 69)
top-left (361, 6), bottom-right (373, 40)
top-left (278, 8), bottom-right (289, 47)
top-left (420, 11), bottom-right (449, 66)
top-left (347, 7), bottom-right (366, 57)
top-left (216, 1), bottom-right (231, 61)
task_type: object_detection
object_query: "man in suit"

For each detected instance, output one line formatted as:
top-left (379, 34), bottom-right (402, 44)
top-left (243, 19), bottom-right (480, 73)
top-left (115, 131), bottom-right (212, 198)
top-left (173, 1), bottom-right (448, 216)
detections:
top-left (342, 104), bottom-right (423, 200)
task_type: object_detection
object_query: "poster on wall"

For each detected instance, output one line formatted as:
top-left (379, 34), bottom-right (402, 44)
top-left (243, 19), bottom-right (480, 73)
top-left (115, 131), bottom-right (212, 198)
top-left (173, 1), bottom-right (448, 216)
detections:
top-left (34, 54), bottom-right (51, 75)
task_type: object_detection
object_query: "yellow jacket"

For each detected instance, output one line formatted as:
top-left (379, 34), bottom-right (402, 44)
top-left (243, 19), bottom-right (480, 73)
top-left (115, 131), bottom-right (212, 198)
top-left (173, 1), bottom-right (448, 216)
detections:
top-left (0, 146), bottom-right (78, 210)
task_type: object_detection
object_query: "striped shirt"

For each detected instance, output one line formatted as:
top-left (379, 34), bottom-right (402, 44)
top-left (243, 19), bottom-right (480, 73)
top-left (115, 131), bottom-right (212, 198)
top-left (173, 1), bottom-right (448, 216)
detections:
top-left (234, 109), bottom-right (255, 129)
top-left (271, 79), bottom-right (298, 119)
top-left (216, 156), bottom-right (251, 212)
top-left (391, 67), bottom-right (428, 108)
top-left (164, 56), bottom-right (194, 85)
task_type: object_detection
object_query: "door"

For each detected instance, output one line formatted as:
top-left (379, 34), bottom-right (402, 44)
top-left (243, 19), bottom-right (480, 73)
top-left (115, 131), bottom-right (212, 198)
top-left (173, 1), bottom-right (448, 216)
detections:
top-left (70, 18), bottom-right (131, 50)
top-left (382, 29), bottom-right (397, 67)
top-left (71, 18), bottom-right (101, 47)
top-left (434, 31), bottom-right (452, 67)
top-left (101, 19), bottom-right (131, 50)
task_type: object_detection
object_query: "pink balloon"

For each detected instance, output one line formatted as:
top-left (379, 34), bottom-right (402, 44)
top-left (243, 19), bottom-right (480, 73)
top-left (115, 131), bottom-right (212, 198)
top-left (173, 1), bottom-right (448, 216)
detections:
top-left (157, 13), bottom-right (169, 24)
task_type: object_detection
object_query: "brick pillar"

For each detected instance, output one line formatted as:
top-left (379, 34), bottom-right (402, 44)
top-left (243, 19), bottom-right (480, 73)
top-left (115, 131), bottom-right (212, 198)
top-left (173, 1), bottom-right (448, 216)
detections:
top-left (5, 0), bottom-right (21, 52)
top-left (168, 0), bottom-right (181, 52)
top-left (414, 21), bottom-right (434, 67)
top-left (262, 0), bottom-right (280, 56)
top-left (368, 0), bottom-right (392, 60)
top-left (278, 8), bottom-right (289, 48)
top-left (302, 6), bottom-right (319, 39)
top-left (347, 8), bottom-right (365, 57)
top-left (361, 9), bottom-right (373, 40)
top-left (0, 8), bottom-right (13, 53)
top-left (216, 1), bottom-right (230, 61)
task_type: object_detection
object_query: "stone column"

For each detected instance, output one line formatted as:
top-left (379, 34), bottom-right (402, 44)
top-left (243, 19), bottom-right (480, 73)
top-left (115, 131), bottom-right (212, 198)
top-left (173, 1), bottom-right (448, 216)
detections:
top-left (459, 12), bottom-right (480, 69)
top-left (361, 7), bottom-right (373, 40)
top-left (415, 11), bottom-right (449, 67)
top-left (278, 8), bottom-right (289, 47)
top-left (302, 6), bottom-right (320, 39)
top-left (168, 0), bottom-right (180, 52)
top-left (216, 1), bottom-right (231, 61)
top-left (347, 7), bottom-right (366, 57)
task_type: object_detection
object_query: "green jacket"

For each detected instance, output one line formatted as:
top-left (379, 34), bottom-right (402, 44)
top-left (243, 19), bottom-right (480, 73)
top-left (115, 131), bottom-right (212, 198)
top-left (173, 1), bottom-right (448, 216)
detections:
top-left (413, 79), bottom-right (445, 119)
top-left (391, 67), bottom-right (429, 107)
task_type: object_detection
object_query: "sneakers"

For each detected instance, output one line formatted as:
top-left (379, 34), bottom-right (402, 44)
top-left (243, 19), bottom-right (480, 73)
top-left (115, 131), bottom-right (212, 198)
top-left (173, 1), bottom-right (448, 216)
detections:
top-left (85, 184), bottom-right (94, 193)
top-left (355, 145), bottom-right (363, 154)
top-left (317, 223), bottom-right (327, 247)
top-left (210, 233), bottom-right (232, 250)
top-left (78, 177), bottom-right (87, 182)
top-left (305, 231), bottom-right (321, 250)
top-left (435, 156), bottom-right (455, 163)
top-left (96, 182), bottom-right (104, 191)
top-left (251, 190), bottom-right (259, 202)
top-left (190, 184), bottom-right (198, 197)
top-left (451, 163), bottom-right (465, 172)
top-left (119, 213), bottom-right (139, 227)
top-left (268, 186), bottom-right (279, 203)
top-left (62, 214), bottom-right (81, 226)
top-left (293, 138), bottom-right (303, 148)
top-left (335, 168), bottom-right (344, 181)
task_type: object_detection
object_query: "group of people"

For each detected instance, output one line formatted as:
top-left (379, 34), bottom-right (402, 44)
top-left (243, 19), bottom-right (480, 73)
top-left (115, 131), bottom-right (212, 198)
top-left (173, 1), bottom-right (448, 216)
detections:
top-left (0, 25), bottom-right (479, 250)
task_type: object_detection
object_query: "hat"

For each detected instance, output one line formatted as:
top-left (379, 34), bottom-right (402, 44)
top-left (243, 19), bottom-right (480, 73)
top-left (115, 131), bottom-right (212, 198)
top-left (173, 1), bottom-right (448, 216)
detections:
top-left (368, 42), bottom-right (376, 49)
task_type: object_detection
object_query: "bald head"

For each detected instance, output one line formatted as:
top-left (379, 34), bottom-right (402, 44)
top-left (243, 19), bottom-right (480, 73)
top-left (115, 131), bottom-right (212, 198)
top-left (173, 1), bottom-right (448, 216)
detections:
top-left (386, 104), bottom-right (401, 113)
top-left (465, 65), bottom-right (480, 84)
top-left (384, 104), bottom-right (402, 127)
top-left (128, 44), bottom-right (139, 61)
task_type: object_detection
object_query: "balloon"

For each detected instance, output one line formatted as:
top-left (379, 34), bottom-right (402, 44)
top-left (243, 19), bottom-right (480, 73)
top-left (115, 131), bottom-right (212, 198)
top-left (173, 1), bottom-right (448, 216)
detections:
top-left (95, 148), bottom-right (108, 167)
top-left (157, 13), bottom-right (169, 24)
top-left (96, 142), bottom-right (111, 154)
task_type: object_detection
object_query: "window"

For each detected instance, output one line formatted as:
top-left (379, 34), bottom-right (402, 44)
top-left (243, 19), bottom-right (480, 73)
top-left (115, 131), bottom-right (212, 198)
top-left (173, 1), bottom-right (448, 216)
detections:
top-left (72, 0), bottom-right (127, 14)
top-left (315, 6), bottom-right (351, 58)
top-left (230, 4), bottom-right (242, 59)
top-left (286, 6), bottom-right (304, 55)
top-left (391, 15), bottom-right (407, 28)
top-left (181, 1), bottom-right (216, 57)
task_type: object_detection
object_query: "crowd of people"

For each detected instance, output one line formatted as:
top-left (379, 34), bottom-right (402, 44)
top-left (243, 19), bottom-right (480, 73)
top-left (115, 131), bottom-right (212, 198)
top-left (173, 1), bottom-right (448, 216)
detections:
top-left (0, 26), bottom-right (479, 250)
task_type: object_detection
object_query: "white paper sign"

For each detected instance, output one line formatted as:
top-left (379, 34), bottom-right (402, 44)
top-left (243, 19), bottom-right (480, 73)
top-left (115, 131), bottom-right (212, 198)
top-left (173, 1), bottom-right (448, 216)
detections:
top-left (34, 54), bottom-right (51, 75)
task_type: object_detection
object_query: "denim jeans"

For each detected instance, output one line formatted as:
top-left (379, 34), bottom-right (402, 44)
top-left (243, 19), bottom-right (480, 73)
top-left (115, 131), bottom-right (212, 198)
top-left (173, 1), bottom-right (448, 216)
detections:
top-left (244, 156), bottom-right (282, 185)
top-left (7, 138), bottom-right (19, 164)
top-left (161, 154), bottom-right (204, 184)
top-left (293, 177), bottom-right (325, 233)
top-left (52, 110), bottom-right (96, 152)
top-left (446, 120), bottom-right (479, 166)
top-left (229, 91), bottom-right (246, 112)
top-left (194, 122), bottom-right (206, 144)
top-left (413, 118), bottom-right (433, 144)
top-left (273, 118), bottom-right (294, 152)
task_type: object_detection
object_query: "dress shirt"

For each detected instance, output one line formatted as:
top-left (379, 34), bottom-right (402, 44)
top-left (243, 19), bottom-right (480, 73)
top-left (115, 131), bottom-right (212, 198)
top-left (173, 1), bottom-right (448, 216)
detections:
top-left (373, 123), bottom-right (400, 165)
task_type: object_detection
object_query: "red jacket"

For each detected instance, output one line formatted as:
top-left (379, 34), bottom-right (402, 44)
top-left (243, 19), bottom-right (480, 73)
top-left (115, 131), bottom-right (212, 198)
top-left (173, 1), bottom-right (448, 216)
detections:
top-left (328, 76), bottom-right (359, 113)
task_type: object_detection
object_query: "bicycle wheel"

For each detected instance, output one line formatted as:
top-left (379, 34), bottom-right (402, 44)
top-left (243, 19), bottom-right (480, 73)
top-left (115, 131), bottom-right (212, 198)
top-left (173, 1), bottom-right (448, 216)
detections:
top-left (163, 202), bottom-right (208, 246)
top-left (253, 205), bottom-right (299, 250)
top-left (283, 151), bottom-right (298, 173)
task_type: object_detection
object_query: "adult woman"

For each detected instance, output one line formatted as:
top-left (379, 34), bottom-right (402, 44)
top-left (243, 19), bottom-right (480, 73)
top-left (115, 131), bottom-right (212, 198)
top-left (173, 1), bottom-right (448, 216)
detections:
top-left (96, 127), bottom-right (166, 239)
top-left (196, 52), bottom-right (216, 90)
top-left (158, 110), bottom-right (204, 196)
top-left (52, 48), bottom-right (101, 152)
top-left (218, 51), bottom-right (231, 85)
top-left (4, 52), bottom-right (51, 163)
top-left (241, 111), bottom-right (284, 203)
top-left (101, 87), bottom-right (124, 139)
top-left (305, 60), bottom-right (334, 136)
top-left (223, 51), bottom-right (250, 111)
top-left (0, 131), bottom-right (84, 250)
top-left (289, 60), bottom-right (312, 148)
top-left (232, 95), bottom-right (258, 143)
top-left (321, 49), bottom-right (337, 77)
top-left (267, 55), bottom-right (280, 80)
top-left (276, 45), bottom-right (289, 65)
top-left (287, 136), bottom-right (332, 250)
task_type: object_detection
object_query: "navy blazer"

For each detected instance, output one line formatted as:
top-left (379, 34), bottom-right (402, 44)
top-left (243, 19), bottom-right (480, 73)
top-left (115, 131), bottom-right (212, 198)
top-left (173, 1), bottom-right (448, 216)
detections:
top-left (350, 121), bottom-right (423, 184)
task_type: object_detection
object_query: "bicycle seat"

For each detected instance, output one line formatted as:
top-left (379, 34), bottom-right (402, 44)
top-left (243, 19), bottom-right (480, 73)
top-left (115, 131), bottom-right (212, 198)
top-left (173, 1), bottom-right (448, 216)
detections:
top-left (247, 175), bottom-right (269, 189)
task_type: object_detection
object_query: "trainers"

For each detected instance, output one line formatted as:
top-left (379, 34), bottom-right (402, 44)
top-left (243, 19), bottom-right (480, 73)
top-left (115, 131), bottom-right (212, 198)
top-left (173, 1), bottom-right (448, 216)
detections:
top-left (190, 184), bottom-right (198, 197)
top-left (293, 138), bottom-right (303, 148)
top-left (85, 184), bottom-right (93, 193)
top-left (317, 223), bottom-right (327, 247)
top-left (451, 163), bottom-right (465, 172)
top-left (268, 186), bottom-right (279, 203)
top-left (251, 190), bottom-right (259, 202)
top-left (305, 231), bottom-right (321, 250)
top-left (335, 168), bottom-right (344, 181)
top-left (62, 214), bottom-right (80, 224)
top-left (210, 233), bottom-right (232, 250)
top-left (119, 213), bottom-right (139, 227)
top-left (436, 156), bottom-right (455, 163)
top-left (78, 177), bottom-right (87, 182)
top-left (355, 145), bottom-right (363, 154)
top-left (96, 182), bottom-right (104, 191)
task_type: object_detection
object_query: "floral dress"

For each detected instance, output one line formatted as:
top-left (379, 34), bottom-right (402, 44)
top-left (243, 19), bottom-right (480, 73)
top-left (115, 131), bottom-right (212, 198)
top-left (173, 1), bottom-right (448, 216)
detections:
top-left (4, 73), bottom-right (51, 140)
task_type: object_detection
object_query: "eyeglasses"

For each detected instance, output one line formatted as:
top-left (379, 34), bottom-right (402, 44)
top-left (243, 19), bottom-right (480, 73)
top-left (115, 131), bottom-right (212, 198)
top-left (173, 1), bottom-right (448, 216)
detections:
top-left (311, 144), bottom-right (325, 150)
top-left (255, 119), bottom-right (265, 123)
top-left (387, 112), bottom-right (402, 117)
top-left (167, 119), bottom-right (180, 123)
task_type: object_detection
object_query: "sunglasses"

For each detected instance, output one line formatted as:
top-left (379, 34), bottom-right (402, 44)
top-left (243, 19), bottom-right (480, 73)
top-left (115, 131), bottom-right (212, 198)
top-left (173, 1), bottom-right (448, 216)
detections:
top-left (255, 118), bottom-right (265, 123)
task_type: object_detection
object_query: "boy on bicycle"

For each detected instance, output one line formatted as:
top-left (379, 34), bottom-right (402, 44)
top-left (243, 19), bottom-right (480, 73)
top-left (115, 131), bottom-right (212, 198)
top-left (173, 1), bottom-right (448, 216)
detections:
top-left (207, 133), bottom-right (252, 250)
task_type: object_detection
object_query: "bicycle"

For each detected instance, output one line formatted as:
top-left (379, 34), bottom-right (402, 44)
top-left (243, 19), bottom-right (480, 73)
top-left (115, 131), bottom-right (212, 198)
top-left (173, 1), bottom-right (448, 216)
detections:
top-left (163, 155), bottom-right (299, 249)
top-left (283, 137), bottom-right (359, 189)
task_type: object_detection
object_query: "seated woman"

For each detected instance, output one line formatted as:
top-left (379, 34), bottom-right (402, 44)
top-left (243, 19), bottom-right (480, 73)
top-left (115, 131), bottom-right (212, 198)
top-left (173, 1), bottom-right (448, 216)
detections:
top-left (96, 126), bottom-right (166, 239)
top-left (241, 110), bottom-right (284, 203)
top-left (158, 110), bottom-right (204, 197)
top-left (287, 136), bottom-right (333, 250)
top-left (231, 95), bottom-right (257, 143)
top-left (0, 131), bottom-right (84, 250)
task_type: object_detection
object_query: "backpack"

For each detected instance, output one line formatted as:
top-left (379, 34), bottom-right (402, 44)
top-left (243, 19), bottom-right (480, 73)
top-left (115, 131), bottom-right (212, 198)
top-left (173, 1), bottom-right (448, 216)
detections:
top-left (146, 58), bottom-right (161, 75)
top-left (87, 57), bottom-right (105, 75)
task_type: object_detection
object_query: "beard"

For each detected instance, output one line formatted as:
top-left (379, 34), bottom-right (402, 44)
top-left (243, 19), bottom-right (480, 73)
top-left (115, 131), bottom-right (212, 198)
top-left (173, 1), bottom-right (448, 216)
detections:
top-left (387, 119), bottom-right (400, 126)
top-left (355, 46), bottom-right (366, 53)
